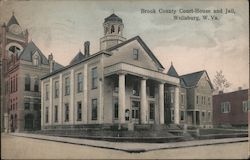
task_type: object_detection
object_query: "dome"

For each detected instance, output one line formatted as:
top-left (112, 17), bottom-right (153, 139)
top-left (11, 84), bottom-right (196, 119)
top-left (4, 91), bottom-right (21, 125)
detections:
top-left (104, 13), bottom-right (122, 23)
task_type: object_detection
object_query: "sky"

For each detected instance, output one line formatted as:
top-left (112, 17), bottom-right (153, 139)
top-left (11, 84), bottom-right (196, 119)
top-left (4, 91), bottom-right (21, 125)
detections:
top-left (0, 0), bottom-right (249, 92)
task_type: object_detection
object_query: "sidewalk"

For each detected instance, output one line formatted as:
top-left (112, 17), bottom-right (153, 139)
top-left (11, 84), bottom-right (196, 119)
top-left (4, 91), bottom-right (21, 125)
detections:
top-left (10, 133), bottom-right (248, 153)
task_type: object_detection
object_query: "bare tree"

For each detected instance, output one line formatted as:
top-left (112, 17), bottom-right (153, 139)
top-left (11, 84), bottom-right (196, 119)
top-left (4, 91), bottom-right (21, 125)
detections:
top-left (213, 70), bottom-right (231, 92)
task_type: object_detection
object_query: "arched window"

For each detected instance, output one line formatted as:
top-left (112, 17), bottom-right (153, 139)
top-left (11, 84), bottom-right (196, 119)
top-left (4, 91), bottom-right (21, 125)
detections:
top-left (34, 78), bottom-right (39, 92)
top-left (111, 25), bottom-right (115, 33)
top-left (9, 46), bottom-right (20, 54)
top-left (118, 26), bottom-right (121, 34)
top-left (25, 75), bottom-right (31, 91)
top-left (105, 27), bottom-right (108, 34)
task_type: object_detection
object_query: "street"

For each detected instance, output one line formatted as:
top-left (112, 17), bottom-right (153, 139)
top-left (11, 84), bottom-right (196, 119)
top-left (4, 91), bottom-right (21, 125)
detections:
top-left (1, 134), bottom-right (249, 159)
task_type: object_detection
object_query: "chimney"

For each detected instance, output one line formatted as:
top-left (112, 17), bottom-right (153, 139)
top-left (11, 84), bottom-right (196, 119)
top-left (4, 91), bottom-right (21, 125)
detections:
top-left (48, 53), bottom-right (54, 73)
top-left (84, 41), bottom-right (90, 57)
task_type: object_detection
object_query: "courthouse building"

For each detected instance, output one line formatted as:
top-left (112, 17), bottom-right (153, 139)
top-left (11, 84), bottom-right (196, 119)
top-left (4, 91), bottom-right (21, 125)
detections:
top-left (0, 14), bottom-right (62, 132)
top-left (41, 13), bottom-right (213, 130)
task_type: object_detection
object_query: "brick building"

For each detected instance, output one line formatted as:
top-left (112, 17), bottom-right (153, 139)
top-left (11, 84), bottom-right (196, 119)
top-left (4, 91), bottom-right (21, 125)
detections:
top-left (213, 89), bottom-right (249, 127)
top-left (0, 13), bottom-right (62, 132)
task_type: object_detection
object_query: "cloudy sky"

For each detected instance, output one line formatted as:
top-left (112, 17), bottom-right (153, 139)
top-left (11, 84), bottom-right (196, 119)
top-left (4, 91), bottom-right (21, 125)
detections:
top-left (0, 0), bottom-right (249, 92)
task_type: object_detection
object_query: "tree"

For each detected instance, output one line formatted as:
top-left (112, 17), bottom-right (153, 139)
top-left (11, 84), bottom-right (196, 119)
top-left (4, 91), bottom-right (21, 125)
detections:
top-left (213, 70), bottom-right (231, 92)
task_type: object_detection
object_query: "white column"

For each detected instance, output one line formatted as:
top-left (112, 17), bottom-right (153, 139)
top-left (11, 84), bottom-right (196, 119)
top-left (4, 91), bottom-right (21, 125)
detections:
top-left (49, 78), bottom-right (53, 125)
top-left (83, 64), bottom-right (88, 124)
top-left (118, 73), bottom-right (126, 124)
top-left (41, 80), bottom-right (44, 128)
top-left (140, 78), bottom-right (147, 124)
top-left (159, 83), bottom-right (164, 124)
top-left (59, 74), bottom-right (63, 124)
top-left (70, 69), bottom-right (75, 124)
top-left (174, 86), bottom-right (180, 124)
top-left (98, 57), bottom-right (104, 124)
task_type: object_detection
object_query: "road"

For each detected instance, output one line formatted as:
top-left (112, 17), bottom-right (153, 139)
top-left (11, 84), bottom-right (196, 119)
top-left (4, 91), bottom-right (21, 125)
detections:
top-left (1, 134), bottom-right (249, 159)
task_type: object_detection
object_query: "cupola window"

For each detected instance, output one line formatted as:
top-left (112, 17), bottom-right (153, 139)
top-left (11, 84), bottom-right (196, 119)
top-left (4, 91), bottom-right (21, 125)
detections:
top-left (111, 25), bottom-right (115, 33)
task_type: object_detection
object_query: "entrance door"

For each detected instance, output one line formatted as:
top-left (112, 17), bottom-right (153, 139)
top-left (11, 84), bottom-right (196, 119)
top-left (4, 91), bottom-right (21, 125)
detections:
top-left (131, 101), bottom-right (140, 124)
top-left (24, 114), bottom-right (34, 130)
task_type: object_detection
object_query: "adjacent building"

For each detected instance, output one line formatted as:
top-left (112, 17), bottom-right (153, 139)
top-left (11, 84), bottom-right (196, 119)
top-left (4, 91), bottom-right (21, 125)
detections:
top-left (41, 13), bottom-right (213, 130)
top-left (166, 64), bottom-right (213, 128)
top-left (0, 14), bottom-right (62, 132)
top-left (213, 89), bottom-right (249, 127)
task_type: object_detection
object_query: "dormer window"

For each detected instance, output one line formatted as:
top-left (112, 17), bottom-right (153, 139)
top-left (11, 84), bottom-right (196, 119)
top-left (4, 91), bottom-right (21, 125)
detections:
top-left (133, 49), bottom-right (139, 60)
top-left (32, 51), bottom-right (39, 66)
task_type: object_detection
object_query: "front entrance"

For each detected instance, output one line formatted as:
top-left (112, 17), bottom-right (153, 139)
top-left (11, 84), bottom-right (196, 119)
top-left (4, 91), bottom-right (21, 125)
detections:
top-left (24, 114), bottom-right (34, 130)
top-left (131, 100), bottom-right (140, 124)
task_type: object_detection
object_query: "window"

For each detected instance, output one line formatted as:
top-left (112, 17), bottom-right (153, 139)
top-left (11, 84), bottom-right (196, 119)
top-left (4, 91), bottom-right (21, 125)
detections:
top-left (180, 111), bottom-right (185, 121)
top-left (149, 85), bottom-right (155, 98)
top-left (65, 103), bottom-right (69, 122)
top-left (171, 109), bottom-right (174, 122)
top-left (92, 67), bottom-right (98, 89)
top-left (9, 46), bottom-right (20, 54)
top-left (65, 77), bottom-right (70, 95)
top-left (202, 112), bottom-right (205, 121)
top-left (10, 77), bottom-right (13, 93)
top-left (77, 73), bottom-right (83, 93)
top-left (114, 81), bottom-right (118, 93)
top-left (24, 103), bottom-right (30, 110)
top-left (242, 101), bottom-right (250, 112)
top-left (196, 96), bottom-right (199, 105)
top-left (77, 101), bottom-right (82, 121)
top-left (208, 97), bottom-right (211, 105)
top-left (181, 94), bottom-right (184, 105)
top-left (45, 107), bottom-right (49, 123)
top-left (34, 79), bottom-right (39, 92)
top-left (15, 75), bottom-right (18, 92)
top-left (111, 25), bottom-right (115, 33)
top-left (133, 49), bottom-right (139, 60)
top-left (118, 26), bottom-right (121, 34)
top-left (92, 99), bottom-right (97, 120)
top-left (25, 75), bottom-right (30, 91)
top-left (33, 55), bottom-right (39, 66)
top-left (221, 102), bottom-right (231, 113)
top-left (45, 84), bottom-right (49, 100)
top-left (170, 91), bottom-right (174, 104)
top-left (54, 105), bottom-right (58, 122)
top-left (149, 103), bottom-right (155, 120)
top-left (114, 98), bottom-right (119, 119)
top-left (55, 81), bottom-right (59, 98)
top-left (207, 112), bottom-right (211, 122)
top-left (132, 80), bottom-right (139, 96)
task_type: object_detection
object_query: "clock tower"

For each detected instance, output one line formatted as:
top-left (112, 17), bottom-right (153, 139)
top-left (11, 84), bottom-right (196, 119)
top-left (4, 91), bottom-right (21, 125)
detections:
top-left (0, 13), bottom-right (28, 132)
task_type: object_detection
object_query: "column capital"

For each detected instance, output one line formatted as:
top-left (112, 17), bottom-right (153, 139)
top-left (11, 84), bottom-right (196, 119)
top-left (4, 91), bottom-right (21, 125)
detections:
top-left (158, 80), bottom-right (166, 84)
top-left (141, 76), bottom-right (148, 80)
top-left (117, 71), bottom-right (127, 76)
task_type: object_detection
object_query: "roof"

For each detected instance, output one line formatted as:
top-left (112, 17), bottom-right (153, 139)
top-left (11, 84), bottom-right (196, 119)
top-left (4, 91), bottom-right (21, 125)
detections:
top-left (104, 13), bottom-right (122, 23)
top-left (167, 63), bottom-right (179, 78)
top-left (41, 50), bottom-right (111, 80)
top-left (180, 70), bottom-right (213, 89)
top-left (106, 36), bottom-right (165, 69)
top-left (7, 14), bottom-right (19, 27)
top-left (69, 51), bottom-right (86, 65)
top-left (19, 41), bottom-right (49, 65)
top-left (53, 62), bottom-right (64, 71)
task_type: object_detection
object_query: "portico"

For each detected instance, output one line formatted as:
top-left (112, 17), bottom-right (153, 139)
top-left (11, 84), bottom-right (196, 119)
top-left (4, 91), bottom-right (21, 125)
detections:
top-left (103, 62), bottom-right (180, 125)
